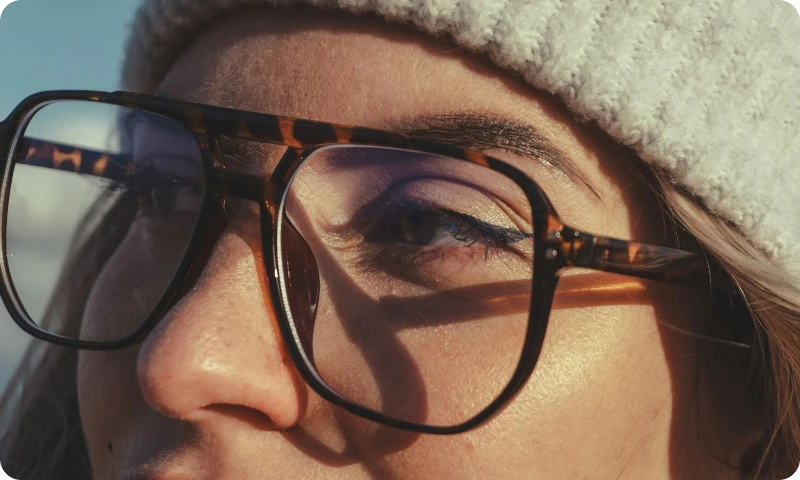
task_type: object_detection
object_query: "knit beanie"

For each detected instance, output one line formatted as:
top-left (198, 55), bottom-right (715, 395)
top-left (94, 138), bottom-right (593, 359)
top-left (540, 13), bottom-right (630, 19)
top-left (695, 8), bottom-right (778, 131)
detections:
top-left (122, 0), bottom-right (800, 283)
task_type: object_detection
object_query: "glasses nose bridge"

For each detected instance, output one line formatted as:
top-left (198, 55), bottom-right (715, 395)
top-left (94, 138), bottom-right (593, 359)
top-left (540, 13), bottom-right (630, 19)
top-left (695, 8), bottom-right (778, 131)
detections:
top-left (208, 169), bottom-right (281, 208)
top-left (202, 131), bottom-right (299, 210)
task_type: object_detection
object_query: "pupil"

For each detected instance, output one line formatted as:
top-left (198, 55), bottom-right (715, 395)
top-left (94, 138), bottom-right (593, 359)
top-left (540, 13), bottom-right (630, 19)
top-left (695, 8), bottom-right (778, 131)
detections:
top-left (400, 211), bottom-right (440, 245)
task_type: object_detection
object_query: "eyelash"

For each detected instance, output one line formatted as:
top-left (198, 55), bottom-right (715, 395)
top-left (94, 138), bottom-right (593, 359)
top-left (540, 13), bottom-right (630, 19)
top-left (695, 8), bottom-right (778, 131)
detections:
top-left (358, 192), bottom-right (531, 264)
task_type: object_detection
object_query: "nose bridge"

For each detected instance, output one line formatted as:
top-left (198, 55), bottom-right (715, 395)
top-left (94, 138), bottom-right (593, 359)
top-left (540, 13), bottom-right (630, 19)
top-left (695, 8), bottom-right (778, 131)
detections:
top-left (208, 170), bottom-right (280, 206)
top-left (175, 186), bottom-right (274, 311)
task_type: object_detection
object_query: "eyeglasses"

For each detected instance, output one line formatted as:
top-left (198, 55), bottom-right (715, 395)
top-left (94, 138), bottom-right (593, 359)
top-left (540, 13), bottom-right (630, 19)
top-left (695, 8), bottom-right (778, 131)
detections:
top-left (0, 91), bottom-right (734, 434)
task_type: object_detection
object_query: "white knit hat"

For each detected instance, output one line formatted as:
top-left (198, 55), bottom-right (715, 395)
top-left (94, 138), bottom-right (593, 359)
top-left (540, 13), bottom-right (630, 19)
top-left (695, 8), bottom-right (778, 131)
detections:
top-left (122, 0), bottom-right (800, 282)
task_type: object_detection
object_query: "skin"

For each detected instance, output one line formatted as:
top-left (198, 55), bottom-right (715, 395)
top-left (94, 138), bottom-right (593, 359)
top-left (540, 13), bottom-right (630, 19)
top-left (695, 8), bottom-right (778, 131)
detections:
top-left (77, 9), bottom-right (763, 480)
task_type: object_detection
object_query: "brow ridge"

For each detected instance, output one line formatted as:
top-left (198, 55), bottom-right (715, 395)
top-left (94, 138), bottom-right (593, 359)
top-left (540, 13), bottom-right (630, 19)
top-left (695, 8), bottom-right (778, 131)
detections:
top-left (394, 112), bottom-right (601, 200)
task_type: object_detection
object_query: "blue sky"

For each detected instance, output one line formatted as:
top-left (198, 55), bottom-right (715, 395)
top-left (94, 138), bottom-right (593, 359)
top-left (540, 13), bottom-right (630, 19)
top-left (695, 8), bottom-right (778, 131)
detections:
top-left (0, 0), bottom-right (140, 389)
top-left (0, 0), bottom-right (140, 118)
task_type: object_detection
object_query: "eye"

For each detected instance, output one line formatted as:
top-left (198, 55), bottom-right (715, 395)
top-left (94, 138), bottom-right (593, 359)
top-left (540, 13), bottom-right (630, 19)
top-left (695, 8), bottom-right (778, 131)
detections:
top-left (364, 206), bottom-right (504, 249)
top-left (360, 193), bottom-right (532, 254)
top-left (336, 195), bottom-right (533, 288)
top-left (400, 209), bottom-right (478, 247)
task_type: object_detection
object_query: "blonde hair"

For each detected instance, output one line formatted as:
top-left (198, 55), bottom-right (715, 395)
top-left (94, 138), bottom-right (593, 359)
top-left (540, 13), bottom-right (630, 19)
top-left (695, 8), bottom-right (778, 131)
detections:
top-left (654, 171), bottom-right (800, 478)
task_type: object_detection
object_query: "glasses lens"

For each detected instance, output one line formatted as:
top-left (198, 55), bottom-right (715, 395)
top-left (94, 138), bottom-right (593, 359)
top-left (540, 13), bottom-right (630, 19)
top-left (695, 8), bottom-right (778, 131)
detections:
top-left (281, 145), bottom-right (535, 427)
top-left (5, 101), bottom-right (204, 342)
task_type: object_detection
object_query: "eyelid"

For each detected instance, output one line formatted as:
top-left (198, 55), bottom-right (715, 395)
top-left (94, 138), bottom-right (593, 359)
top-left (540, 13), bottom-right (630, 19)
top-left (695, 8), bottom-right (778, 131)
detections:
top-left (371, 175), bottom-right (533, 233)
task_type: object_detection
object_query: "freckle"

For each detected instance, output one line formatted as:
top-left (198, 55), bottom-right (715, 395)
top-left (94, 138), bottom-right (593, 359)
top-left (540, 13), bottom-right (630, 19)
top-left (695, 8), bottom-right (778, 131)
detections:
top-left (108, 442), bottom-right (113, 453)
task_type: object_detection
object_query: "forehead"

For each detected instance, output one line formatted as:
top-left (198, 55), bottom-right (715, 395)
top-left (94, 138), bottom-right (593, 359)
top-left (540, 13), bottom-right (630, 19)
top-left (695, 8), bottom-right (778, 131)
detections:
top-left (154, 8), bottom-right (653, 242)
top-left (157, 9), bottom-right (563, 133)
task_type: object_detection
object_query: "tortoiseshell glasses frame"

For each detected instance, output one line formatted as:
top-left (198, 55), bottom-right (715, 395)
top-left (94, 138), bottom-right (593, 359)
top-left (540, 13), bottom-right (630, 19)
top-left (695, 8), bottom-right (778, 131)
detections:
top-left (0, 90), bottom-right (733, 435)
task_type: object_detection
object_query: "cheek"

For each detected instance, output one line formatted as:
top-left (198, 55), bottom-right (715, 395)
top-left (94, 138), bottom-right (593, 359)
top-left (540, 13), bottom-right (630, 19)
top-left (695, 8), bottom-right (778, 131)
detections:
top-left (77, 340), bottom-right (142, 477)
top-left (292, 235), bottom-right (530, 429)
top-left (438, 301), bottom-right (679, 478)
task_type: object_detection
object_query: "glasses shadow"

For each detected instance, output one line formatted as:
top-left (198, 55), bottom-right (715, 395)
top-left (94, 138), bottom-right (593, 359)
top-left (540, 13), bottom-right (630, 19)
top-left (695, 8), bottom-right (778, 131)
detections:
top-left (276, 198), bottom-right (428, 463)
top-left (276, 199), bottom-right (684, 468)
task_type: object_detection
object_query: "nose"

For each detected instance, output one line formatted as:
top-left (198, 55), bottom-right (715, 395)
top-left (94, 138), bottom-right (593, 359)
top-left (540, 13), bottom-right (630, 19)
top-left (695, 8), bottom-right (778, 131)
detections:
top-left (136, 203), bottom-right (307, 428)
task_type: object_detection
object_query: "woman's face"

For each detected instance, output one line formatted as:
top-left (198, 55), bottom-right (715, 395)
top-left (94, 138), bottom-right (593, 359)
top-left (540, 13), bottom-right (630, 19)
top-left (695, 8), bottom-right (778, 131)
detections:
top-left (77, 10), bottom-right (759, 479)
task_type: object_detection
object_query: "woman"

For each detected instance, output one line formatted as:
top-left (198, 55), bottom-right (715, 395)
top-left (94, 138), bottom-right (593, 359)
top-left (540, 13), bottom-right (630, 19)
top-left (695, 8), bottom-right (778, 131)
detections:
top-left (0, 1), bottom-right (798, 479)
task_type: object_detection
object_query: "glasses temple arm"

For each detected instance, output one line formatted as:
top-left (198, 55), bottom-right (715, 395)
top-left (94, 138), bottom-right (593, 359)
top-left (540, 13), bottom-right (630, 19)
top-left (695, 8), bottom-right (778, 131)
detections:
top-left (551, 221), bottom-right (715, 289)
top-left (552, 221), bottom-right (754, 348)
top-left (13, 138), bottom-right (131, 181)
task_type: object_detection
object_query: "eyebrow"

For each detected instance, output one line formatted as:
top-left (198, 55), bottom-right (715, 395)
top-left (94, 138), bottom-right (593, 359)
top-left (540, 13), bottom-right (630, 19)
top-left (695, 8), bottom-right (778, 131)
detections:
top-left (391, 113), bottom-right (600, 199)
top-left (221, 112), bottom-right (600, 200)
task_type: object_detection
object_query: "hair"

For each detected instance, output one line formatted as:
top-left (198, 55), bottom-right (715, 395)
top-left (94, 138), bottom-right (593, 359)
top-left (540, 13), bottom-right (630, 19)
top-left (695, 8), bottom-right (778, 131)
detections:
top-left (0, 122), bottom-right (798, 480)
top-left (0, 191), bottom-right (136, 479)
top-left (651, 172), bottom-right (800, 478)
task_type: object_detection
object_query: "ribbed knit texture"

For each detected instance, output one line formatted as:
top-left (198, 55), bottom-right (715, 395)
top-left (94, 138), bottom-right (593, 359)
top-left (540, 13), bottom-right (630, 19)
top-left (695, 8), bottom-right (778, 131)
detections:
top-left (122, 0), bottom-right (800, 281)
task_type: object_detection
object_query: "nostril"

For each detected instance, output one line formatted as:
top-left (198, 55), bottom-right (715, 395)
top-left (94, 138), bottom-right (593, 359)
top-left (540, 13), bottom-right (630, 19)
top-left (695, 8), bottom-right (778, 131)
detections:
top-left (202, 404), bottom-right (282, 431)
